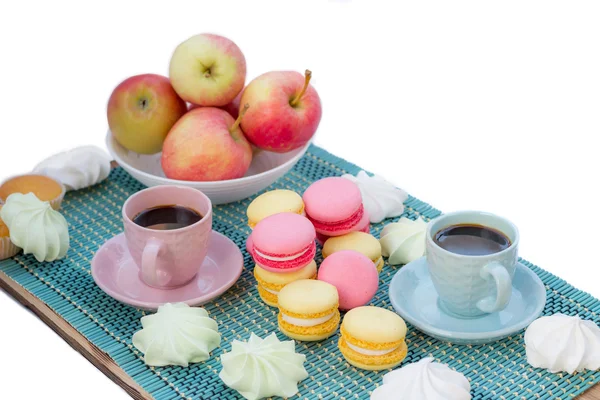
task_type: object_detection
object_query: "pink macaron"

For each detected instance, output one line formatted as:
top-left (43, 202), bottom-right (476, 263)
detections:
top-left (303, 177), bottom-right (369, 237)
top-left (250, 212), bottom-right (316, 273)
top-left (318, 250), bottom-right (378, 310)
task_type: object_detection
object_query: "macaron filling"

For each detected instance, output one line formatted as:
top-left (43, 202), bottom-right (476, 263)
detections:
top-left (254, 248), bottom-right (309, 262)
top-left (339, 338), bottom-right (408, 369)
top-left (308, 205), bottom-right (365, 234)
top-left (339, 325), bottom-right (406, 357)
top-left (282, 312), bottom-right (335, 327)
top-left (252, 241), bottom-right (316, 271)
top-left (346, 342), bottom-right (399, 356)
top-left (262, 286), bottom-right (279, 295)
top-left (278, 309), bottom-right (341, 341)
top-left (257, 286), bottom-right (279, 307)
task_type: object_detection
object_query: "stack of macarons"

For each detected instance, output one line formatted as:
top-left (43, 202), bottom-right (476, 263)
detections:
top-left (322, 231), bottom-right (384, 273)
top-left (277, 279), bottom-right (341, 341)
top-left (338, 306), bottom-right (408, 370)
top-left (249, 212), bottom-right (317, 307)
top-left (246, 189), bottom-right (305, 253)
top-left (302, 177), bottom-right (370, 244)
top-left (243, 182), bottom-right (411, 365)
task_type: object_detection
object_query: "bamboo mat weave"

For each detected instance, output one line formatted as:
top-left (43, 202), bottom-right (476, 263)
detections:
top-left (1, 144), bottom-right (599, 399)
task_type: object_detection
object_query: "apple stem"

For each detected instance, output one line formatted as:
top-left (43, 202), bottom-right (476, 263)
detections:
top-left (230, 103), bottom-right (250, 133)
top-left (290, 69), bottom-right (312, 107)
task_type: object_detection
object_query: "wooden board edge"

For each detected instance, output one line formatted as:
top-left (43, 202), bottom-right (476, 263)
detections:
top-left (583, 385), bottom-right (600, 400)
top-left (0, 270), bottom-right (153, 400)
top-left (4, 272), bottom-right (599, 400)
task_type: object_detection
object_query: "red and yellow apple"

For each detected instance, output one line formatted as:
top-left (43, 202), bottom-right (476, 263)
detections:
top-left (240, 70), bottom-right (321, 153)
top-left (161, 106), bottom-right (252, 181)
top-left (107, 74), bottom-right (187, 154)
top-left (169, 34), bottom-right (246, 107)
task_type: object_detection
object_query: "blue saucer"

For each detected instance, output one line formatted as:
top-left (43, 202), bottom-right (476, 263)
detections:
top-left (389, 257), bottom-right (546, 345)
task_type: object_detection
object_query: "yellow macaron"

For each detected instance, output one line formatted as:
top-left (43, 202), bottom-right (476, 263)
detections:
top-left (247, 189), bottom-right (305, 228)
top-left (322, 232), bottom-right (384, 273)
top-left (338, 306), bottom-right (408, 371)
top-left (278, 279), bottom-right (341, 341)
top-left (254, 260), bottom-right (317, 307)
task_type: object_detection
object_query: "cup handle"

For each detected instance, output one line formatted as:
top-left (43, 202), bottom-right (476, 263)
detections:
top-left (476, 261), bottom-right (512, 314)
top-left (141, 238), bottom-right (170, 287)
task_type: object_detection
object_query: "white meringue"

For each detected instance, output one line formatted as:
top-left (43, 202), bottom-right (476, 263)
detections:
top-left (0, 193), bottom-right (69, 262)
top-left (33, 145), bottom-right (111, 191)
top-left (342, 170), bottom-right (408, 223)
top-left (380, 217), bottom-right (427, 265)
top-left (219, 332), bottom-right (308, 400)
top-left (132, 303), bottom-right (220, 367)
top-left (371, 357), bottom-right (471, 400)
top-left (524, 314), bottom-right (600, 373)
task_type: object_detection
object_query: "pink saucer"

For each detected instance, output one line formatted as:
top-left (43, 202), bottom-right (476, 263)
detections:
top-left (91, 231), bottom-right (243, 310)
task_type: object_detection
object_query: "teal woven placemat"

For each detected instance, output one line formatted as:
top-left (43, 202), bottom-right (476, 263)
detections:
top-left (1, 144), bottom-right (599, 400)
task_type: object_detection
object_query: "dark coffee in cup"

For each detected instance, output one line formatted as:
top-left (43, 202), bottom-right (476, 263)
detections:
top-left (427, 211), bottom-right (519, 317)
top-left (133, 205), bottom-right (202, 231)
top-left (434, 224), bottom-right (511, 256)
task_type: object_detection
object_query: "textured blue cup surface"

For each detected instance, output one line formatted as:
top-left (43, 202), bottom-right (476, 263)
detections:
top-left (426, 211), bottom-right (519, 318)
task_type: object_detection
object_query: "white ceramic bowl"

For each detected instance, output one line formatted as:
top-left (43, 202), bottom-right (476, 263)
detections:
top-left (105, 131), bottom-right (310, 205)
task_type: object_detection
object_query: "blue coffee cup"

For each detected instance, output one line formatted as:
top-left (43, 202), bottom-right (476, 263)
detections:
top-left (426, 211), bottom-right (519, 318)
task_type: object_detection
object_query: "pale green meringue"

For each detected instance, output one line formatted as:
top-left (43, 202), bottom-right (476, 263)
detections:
top-left (132, 303), bottom-right (220, 367)
top-left (0, 193), bottom-right (69, 262)
top-left (380, 217), bottom-right (427, 265)
top-left (219, 333), bottom-right (308, 400)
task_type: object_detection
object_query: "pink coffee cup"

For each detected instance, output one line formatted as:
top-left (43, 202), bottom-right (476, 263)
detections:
top-left (122, 185), bottom-right (213, 289)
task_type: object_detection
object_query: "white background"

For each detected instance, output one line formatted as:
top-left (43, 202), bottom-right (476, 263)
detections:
top-left (1, 1), bottom-right (599, 399)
